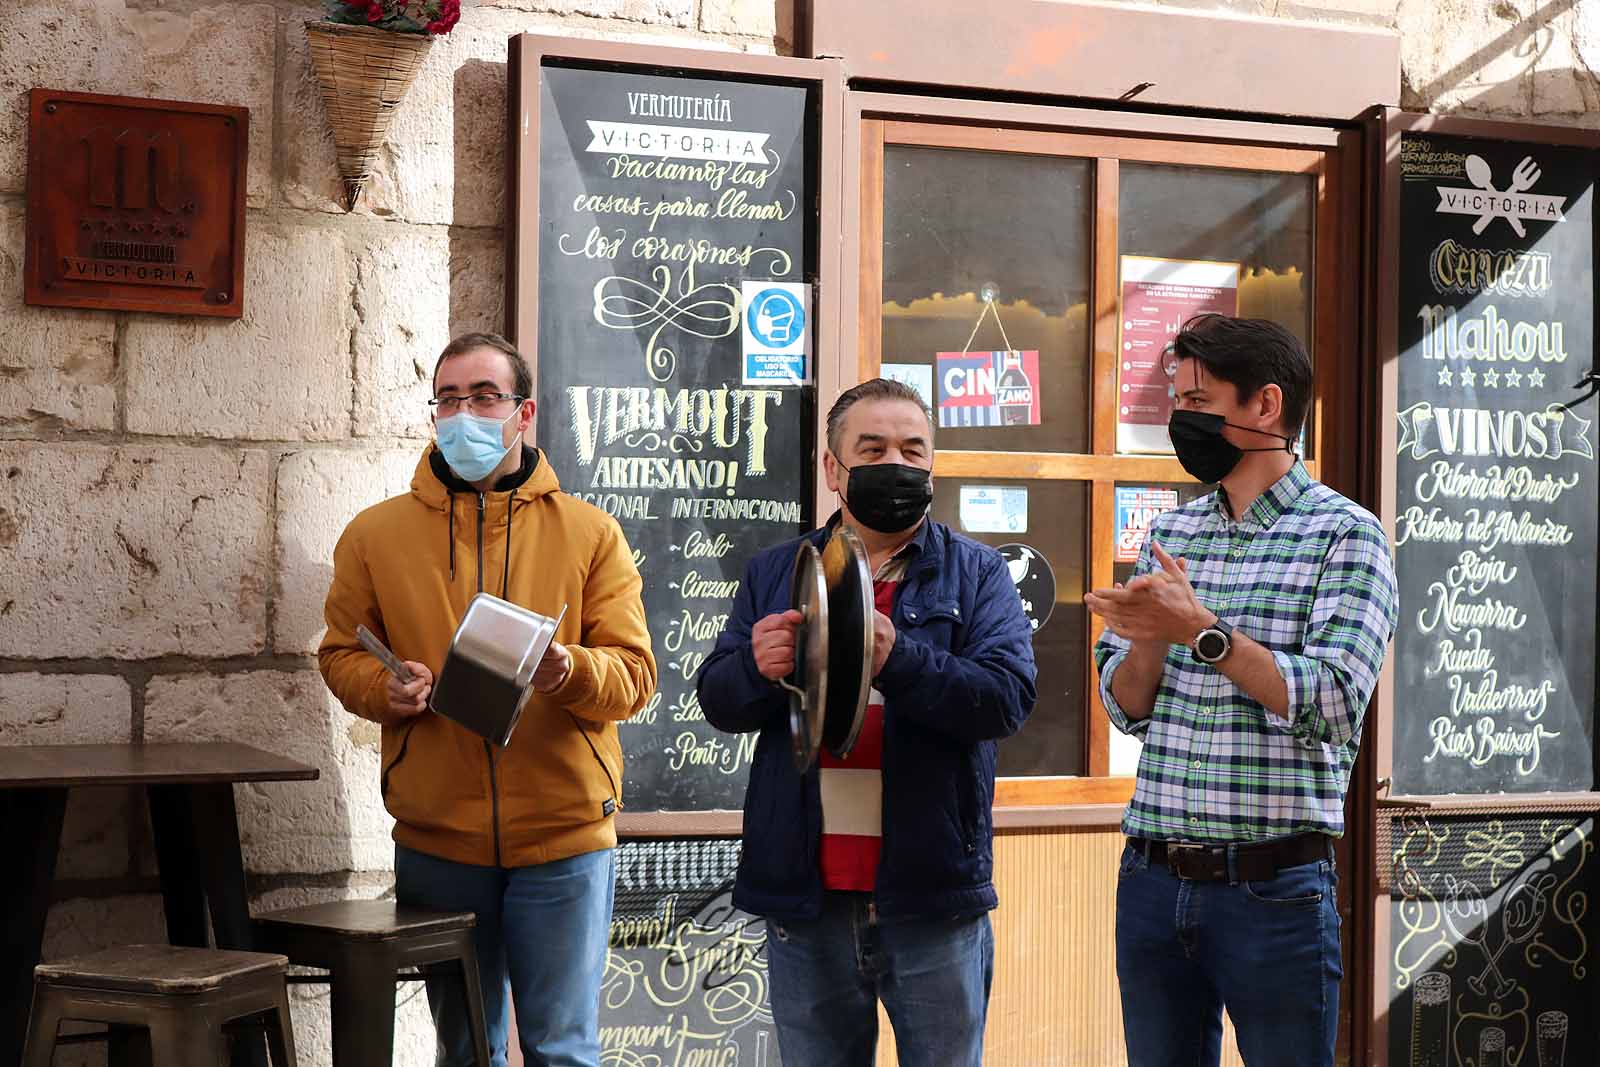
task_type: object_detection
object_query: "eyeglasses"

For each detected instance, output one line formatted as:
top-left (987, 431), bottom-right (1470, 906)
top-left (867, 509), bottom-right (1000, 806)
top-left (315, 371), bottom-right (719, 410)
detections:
top-left (428, 392), bottom-right (523, 415)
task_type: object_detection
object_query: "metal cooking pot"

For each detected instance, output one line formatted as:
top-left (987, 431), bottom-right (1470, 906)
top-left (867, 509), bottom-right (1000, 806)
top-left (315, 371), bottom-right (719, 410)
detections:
top-left (429, 593), bottom-right (567, 747)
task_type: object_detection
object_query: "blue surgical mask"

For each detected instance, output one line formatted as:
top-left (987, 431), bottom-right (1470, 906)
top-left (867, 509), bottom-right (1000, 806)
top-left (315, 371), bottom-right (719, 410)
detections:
top-left (435, 410), bottom-right (518, 483)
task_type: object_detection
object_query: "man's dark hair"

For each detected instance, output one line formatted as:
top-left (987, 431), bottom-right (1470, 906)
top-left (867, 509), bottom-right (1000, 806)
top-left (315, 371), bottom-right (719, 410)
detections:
top-left (433, 333), bottom-right (533, 400)
top-left (1171, 314), bottom-right (1313, 436)
top-left (825, 377), bottom-right (934, 456)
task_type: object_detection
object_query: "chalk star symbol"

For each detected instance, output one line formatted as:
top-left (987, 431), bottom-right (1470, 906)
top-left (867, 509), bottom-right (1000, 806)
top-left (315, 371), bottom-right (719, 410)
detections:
top-left (1505, 368), bottom-right (1523, 388)
top-left (1529, 368), bottom-right (1547, 389)
top-left (1437, 366), bottom-right (1454, 387)
top-left (1483, 368), bottom-right (1500, 388)
top-left (1460, 366), bottom-right (1477, 388)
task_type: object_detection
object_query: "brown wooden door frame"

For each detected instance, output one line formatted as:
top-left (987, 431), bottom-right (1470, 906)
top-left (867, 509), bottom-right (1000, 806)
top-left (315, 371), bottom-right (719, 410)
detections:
top-left (851, 104), bottom-right (1357, 761)
top-left (851, 95), bottom-right (1371, 1060)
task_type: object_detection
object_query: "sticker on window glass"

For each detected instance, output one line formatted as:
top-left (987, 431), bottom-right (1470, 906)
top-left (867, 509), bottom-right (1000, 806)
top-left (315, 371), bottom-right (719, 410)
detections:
top-left (935, 351), bottom-right (1041, 428)
top-left (1114, 486), bottom-right (1180, 563)
top-left (881, 362), bottom-right (935, 410)
top-left (1116, 256), bottom-right (1239, 453)
top-left (959, 485), bottom-right (1027, 533)
top-left (997, 543), bottom-right (1056, 632)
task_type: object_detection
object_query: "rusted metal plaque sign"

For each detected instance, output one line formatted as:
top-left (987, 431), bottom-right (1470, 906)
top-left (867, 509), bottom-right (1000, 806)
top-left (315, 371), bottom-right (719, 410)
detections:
top-left (25, 89), bottom-right (248, 318)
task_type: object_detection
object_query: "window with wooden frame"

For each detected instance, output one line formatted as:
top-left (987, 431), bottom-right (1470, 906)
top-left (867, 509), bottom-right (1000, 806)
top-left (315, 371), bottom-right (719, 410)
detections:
top-left (854, 108), bottom-right (1361, 809)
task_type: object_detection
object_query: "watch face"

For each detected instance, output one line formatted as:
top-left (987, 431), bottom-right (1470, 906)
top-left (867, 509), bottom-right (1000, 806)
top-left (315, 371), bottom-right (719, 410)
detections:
top-left (1196, 630), bottom-right (1228, 661)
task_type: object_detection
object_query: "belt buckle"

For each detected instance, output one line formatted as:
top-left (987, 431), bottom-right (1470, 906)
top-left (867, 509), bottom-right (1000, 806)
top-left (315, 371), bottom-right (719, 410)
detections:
top-left (1165, 841), bottom-right (1212, 879)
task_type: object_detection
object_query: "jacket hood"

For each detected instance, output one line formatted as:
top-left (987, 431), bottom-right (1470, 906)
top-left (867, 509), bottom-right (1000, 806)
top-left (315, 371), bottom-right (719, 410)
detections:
top-left (410, 443), bottom-right (561, 513)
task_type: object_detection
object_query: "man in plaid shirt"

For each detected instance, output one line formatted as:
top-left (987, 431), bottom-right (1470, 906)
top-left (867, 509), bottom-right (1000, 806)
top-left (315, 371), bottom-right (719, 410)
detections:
top-left (1088, 315), bottom-right (1397, 1067)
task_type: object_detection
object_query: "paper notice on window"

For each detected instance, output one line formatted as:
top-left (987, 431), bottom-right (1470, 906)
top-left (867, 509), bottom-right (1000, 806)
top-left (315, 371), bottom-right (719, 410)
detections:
top-left (959, 485), bottom-right (1027, 533)
top-left (1116, 256), bottom-right (1239, 454)
top-left (1114, 487), bottom-right (1180, 563)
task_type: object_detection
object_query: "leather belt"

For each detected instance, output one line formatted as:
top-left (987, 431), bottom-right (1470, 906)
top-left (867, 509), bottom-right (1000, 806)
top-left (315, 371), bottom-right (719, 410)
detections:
top-left (1130, 833), bottom-right (1333, 883)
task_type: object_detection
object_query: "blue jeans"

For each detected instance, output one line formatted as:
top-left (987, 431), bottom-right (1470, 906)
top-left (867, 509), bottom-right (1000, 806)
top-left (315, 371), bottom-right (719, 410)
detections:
top-left (1114, 842), bottom-right (1342, 1067)
top-left (765, 893), bottom-right (993, 1067)
top-left (395, 844), bottom-right (615, 1067)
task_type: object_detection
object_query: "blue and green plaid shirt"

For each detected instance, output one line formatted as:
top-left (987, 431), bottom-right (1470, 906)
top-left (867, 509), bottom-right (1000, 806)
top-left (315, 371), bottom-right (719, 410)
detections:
top-left (1096, 464), bottom-right (1398, 842)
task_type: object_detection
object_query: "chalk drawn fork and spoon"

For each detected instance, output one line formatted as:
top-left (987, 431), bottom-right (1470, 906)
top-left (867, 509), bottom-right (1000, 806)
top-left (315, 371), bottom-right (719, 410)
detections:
top-left (1464, 155), bottom-right (1541, 238)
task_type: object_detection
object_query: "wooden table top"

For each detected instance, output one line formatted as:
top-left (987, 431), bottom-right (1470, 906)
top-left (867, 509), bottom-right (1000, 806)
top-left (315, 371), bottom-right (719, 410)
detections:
top-left (0, 742), bottom-right (320, 789)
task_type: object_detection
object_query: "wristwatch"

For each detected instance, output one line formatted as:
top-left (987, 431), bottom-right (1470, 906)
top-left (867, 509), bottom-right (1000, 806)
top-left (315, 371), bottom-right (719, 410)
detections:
top-left (1191, 617), bottom-right (1234, 665)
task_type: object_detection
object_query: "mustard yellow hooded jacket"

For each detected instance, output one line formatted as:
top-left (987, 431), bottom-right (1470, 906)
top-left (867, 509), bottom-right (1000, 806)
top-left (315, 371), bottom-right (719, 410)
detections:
top-left (318, 445), bottom-right (656, 868)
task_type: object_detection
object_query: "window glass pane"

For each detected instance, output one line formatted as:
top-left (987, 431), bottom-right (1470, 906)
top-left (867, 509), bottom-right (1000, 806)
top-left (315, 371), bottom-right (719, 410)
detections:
top-left (1116, 164), bottom-right (1315, 454)
top-left (931, 476), bottom-right (1088, 776)
top-left (883, 146), bottom-right (1092, 454)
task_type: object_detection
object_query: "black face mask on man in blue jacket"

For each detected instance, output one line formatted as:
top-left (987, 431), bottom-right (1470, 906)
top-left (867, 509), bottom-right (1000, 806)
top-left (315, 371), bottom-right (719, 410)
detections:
top-left (835, 459), bottom-right (933, 534)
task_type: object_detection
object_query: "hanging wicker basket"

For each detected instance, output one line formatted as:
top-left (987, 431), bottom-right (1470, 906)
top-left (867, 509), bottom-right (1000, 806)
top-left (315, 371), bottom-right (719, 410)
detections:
top-left (304, 20), bottom-right (433, 211)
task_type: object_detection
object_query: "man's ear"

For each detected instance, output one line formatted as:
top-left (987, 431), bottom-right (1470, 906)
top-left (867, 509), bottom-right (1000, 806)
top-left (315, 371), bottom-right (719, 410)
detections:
top-left (1257, 383), bottom-right (1285, 429)
top-left (822, 449), bottom-right (843, 495)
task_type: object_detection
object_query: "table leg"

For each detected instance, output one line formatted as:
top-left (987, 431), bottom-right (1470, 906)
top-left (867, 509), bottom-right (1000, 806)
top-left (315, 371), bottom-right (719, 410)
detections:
top-left (189, 784), bottom-right (255, 954)
top-left (2, 788), bottom-right (67, 1067)
top-left (148, 785), bottom-right (208, 947)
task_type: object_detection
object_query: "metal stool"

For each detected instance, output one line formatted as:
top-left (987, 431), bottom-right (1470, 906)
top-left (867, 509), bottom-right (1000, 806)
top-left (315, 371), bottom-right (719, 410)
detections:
top-left (252, 901), bottom-right (489, 1066)
top-left (22, 945), bottom-right (297, 1067)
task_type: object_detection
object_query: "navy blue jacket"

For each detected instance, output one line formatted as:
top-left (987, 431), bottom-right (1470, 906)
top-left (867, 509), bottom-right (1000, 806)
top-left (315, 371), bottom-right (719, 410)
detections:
top-left (696, 515), bottom-right (1038, 923)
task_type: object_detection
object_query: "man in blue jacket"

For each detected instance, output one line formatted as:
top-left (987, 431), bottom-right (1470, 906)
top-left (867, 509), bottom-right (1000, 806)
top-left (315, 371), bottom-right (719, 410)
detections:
top-left (697, 377), bottom-right (1037, 1067)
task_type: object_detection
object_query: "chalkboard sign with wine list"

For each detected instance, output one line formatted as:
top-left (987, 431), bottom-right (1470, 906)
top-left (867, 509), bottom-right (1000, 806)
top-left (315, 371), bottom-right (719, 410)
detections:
top-left (1390, 132), bottom-right (1597, 795)
top-left (1387, 129), bottom-right (1600, 1067)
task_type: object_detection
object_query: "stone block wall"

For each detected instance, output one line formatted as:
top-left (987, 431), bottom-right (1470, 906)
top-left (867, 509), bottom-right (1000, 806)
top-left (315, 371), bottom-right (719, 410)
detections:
top-left (0, 0), bottom-right (1594, 1063)
top-left (1, 2), bottom-right (789, 1063)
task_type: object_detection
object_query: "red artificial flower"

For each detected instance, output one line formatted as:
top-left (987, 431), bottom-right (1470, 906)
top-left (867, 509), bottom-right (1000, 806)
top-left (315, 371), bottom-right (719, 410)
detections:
top-left (366, 1), bottom-right (383, 20)
top-left (426, 3), bottom-right (458, 32)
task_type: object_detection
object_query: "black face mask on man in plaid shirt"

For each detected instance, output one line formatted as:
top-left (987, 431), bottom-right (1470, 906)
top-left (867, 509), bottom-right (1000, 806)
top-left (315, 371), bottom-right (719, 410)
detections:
top-left (1167, 409), bottom-right (1297, 484)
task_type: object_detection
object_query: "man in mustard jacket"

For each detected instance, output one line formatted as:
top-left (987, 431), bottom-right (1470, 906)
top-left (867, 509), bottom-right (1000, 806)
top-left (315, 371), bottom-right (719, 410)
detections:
top-left (319, 333), bottom-right (657, 1067)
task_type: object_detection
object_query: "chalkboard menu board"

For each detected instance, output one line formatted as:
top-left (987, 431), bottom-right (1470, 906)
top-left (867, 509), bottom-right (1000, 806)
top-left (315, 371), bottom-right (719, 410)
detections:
top-left (536, 64), bottom-right (815, 810)
top-left (1388, 812), bottom-right (1596, 1067)
top-left (603, 839), bottom-right (775, 1065)
top-left (1391, 132), bottom-right (1598, 794)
